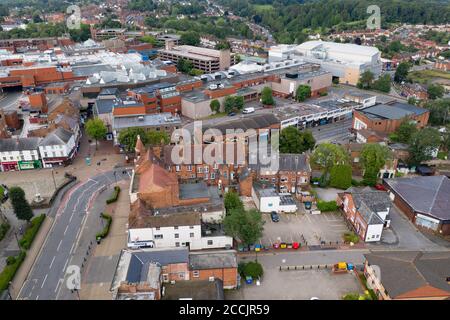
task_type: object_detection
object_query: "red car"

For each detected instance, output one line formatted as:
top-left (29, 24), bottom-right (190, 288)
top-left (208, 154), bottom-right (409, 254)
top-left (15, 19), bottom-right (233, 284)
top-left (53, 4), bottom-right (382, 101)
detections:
top-left (374, 184), bottom-right (387, 191)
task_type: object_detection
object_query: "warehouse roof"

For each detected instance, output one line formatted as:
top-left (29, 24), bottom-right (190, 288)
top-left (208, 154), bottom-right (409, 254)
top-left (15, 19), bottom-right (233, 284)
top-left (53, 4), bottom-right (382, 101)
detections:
top-left (384, 175), bottom-right (450, 221)
top-left (359, 102), bottom-right (428, 120)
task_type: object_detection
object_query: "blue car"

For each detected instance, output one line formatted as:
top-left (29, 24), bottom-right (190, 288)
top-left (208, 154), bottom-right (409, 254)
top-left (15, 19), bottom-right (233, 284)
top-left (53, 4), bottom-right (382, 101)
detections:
top-left (270, 211), bottom-right (280, 222)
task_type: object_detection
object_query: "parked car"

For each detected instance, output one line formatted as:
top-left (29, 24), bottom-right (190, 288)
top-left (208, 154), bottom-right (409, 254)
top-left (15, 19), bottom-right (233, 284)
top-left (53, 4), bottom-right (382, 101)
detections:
top-left (242, 107), bottom-right (255, 114)
top-left (374, 184), bottom-right (387, 191)
top-left (304, 201), bottom-right (312, 210)
top-left (270, 211), bottom-right (280, 222)
top-left (227, 112), bottom-right (236, 116)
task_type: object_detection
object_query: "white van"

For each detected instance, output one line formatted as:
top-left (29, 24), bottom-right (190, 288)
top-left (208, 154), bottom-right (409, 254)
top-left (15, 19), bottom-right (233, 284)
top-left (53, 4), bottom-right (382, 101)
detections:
top-left (242, 107), bottom-right (255, 114)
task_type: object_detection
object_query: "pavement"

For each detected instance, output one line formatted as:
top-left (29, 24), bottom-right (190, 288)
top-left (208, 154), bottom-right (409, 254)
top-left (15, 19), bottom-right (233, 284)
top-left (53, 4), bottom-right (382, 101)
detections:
top-left (16, 170), bottom-right (131, 300)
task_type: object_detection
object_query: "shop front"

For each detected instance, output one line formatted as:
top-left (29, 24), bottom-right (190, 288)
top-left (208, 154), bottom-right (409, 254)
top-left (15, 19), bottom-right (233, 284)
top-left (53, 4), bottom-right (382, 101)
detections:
top-left (42, 157), bottom-right (67, 168)
top-left (18, 160), bottom-right (42, 170)
top-left (1, 161), bottom-right (18, 172)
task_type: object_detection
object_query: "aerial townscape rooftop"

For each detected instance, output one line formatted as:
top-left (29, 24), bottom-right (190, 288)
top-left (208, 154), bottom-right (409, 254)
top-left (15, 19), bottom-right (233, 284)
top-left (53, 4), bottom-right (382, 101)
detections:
top-left (0, 0), bottom-right (449, 313)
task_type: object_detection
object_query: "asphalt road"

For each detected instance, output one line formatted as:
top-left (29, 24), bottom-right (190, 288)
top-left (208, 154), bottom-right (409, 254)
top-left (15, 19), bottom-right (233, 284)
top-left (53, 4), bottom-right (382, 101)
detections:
top-left (18, 170), bottom-right (130, 300)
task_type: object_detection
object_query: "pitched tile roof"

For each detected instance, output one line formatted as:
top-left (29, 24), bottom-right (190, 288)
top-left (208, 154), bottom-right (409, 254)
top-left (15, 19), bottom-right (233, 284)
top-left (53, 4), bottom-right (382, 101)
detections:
top-left (0, 137), bottom-right (41, 152)
top-left (39, 127), bottom-right (73, 146)
top-left (344, 187), bottom-right (392, 225)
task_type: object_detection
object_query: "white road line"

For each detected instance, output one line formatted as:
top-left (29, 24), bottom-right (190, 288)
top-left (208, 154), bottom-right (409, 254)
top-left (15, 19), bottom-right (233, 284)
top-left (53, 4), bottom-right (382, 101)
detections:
top-left (55, 279), bottom-right (63, 293)
top-left (64, 225), bottom-right (69, 236)
top-left (63, 259), bottom-right (69, 272)
top-left (49, 256), bottom-right (56, 269)
top-left (41, 274), bottom-right (48, 288)
top-left (57, 239), bottom-right (62, 252)
top-left (70, 242), bottom-right (76, 255)
top-left (36, 295), bottom-right (39, 300)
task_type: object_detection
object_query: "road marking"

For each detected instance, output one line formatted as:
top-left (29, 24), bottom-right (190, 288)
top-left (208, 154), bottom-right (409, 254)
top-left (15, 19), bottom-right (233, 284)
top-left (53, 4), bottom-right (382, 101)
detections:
top-left (36, 295), bottom-right (39, 300)
top-left (49, 256), bottom-right (56, 269)
top-left (57, 239), bottom-right (62, 251)
top-left (63, 259), bottom-right (69, 273)
top-left (70, 242), bottom-right (76, 255)
top-left (64, 225), bottom-right (69, 235)
top-left (55, 279), bottom-right (63, 293)
top-left (41, 274), bottom-right (48, 288)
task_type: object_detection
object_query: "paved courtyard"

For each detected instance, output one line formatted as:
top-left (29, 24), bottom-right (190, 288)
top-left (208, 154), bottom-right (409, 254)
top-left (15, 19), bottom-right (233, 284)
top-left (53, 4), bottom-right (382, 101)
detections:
top-left (261, 211), bottom-right (350, 247)
top-left (226, 268), bottom-right (364, 300)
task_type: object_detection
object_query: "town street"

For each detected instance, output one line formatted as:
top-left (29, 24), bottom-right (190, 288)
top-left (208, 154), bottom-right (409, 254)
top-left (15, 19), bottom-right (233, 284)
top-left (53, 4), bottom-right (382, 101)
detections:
top-left (17, 170), bottom-right (130, 300)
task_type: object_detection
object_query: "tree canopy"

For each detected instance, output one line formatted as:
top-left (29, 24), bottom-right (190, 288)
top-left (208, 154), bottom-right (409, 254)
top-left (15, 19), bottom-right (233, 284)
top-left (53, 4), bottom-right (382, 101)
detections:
top-left (295, 85), bottom-right (311, 102)
top-left (360, 144), bottom-right (391, 186)
top-left (427, 84), bottom-right (445, 100)
top-left (408, 128), bottom-right (441, 166)
top-left (180, 31), bottom-right (200, 46)
top-left (118, 128), bottom-right (149, 153)
top-left (261, 87), bottom-right (275, 106)
top-left (210, 99), bottom-right (221, 113)
top-left (85, 118), bottom-right (107, 150)
top-left (279, 127), bottom-right (315, 154)
top-left (224, 190), bottom-right (244, 213)
top-left (394, 62), bottom-right (411, 83)
top-left (9, 187), bottom-right (33, 222)
top-left (224, 96), bottom-right (244, 113)
top-left (224, 208), bottom-right (264, 246)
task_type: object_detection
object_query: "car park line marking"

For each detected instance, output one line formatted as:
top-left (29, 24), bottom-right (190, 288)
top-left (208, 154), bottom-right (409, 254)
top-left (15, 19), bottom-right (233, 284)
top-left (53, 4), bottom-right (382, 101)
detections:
top-left (64, 225), bottom-right (69, 235)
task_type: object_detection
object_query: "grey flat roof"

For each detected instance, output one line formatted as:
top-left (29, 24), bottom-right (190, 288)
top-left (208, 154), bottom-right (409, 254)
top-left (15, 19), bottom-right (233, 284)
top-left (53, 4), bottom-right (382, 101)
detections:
top-left (179, 182), bottom-right (210, 200)
top-left (189, 250), bottom-right (237, 270)
top-left (384, 175), bottom-right (450, 221)
top-left (113, 113), bottom-right (181, 130)
top-left (278, 153), bottom-right (310, 172)
top-left (203, 114), bottom-right (279, 134)
top-left (72, 64), bottom-right (115, 77)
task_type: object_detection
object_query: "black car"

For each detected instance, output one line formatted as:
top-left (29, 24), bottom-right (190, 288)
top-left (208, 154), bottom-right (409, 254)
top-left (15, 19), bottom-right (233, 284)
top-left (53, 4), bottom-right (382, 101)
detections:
top-left (270, 211), bottom-right (280, 222)
top-left (228, 112), bottom-right (236, 116)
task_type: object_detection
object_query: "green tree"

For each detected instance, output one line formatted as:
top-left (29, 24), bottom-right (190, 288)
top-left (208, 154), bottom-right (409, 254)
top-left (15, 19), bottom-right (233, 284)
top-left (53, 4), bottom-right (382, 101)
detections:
top-left (329, 164), bottom-right (352, 189)
top-left (235, 96), bottom-right (244, 111)
top-left (9, 187), bottom-right (33, 222)
top-left (188, 68), bottom-right (203, 76)
top-left (394, 120), bottom-right (418, 143)
top-left (372, 74), bottom-right (391, 93)
top-left (408, 128), bottom-right (441, 166)
top-left (224, 96), bottom-right (235, 114)
top-left (85, 118), bottom-right (107, 150)
top-left (118, 128), bottom-right (149, 153)
top-left (140, 35), bottom-right (157, 46)
top-left (425, 99), bottom-right (450, 126)
top-left (295, 85), bottom-right (311, 102)
top-left (224, 191), bottom-right (244, 213)
top-left (427, 84), bottom-right (445, 100)
top-left (177, 58), bottom-right (194, 73)
top-left (261, 86), bottom-right (274, 105)
top-left (243, 261), bottom-right (263, 278)
top-left (210, 99), bottom-right (221, 113)
top-left (360, 144), bottom-right (391, 186)
top-left (394, 62), bottom-right (410, 83)
top-left (147, 131), bottom-right (170, 146)
top-left (279, 127), bottom-right (315, 154)
top-left (224, 208), bottom-right (264, 246)
top-left (180, 31), bottom-right (200, 46)
top-left (311, 143), bottom-right (349, 183)
top-left (357, 70), bottom-right (374, 89)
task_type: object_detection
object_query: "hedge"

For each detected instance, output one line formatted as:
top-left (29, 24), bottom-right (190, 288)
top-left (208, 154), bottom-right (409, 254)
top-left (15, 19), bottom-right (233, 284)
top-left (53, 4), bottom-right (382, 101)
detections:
top-left (106, 186), bottom-right (121, 204)
top-left (96, 213), bottom-right (112, 240)
top-left (19, 214), bottom-right (46, 250)
top-left (317, 200), bottom-right (338, 212)
top-left (0, 222), bottom-right (10, 242)
top-left (0, 250), bottom-right (26, 293)
top-left (329, 165), bottom-right (352, 189)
